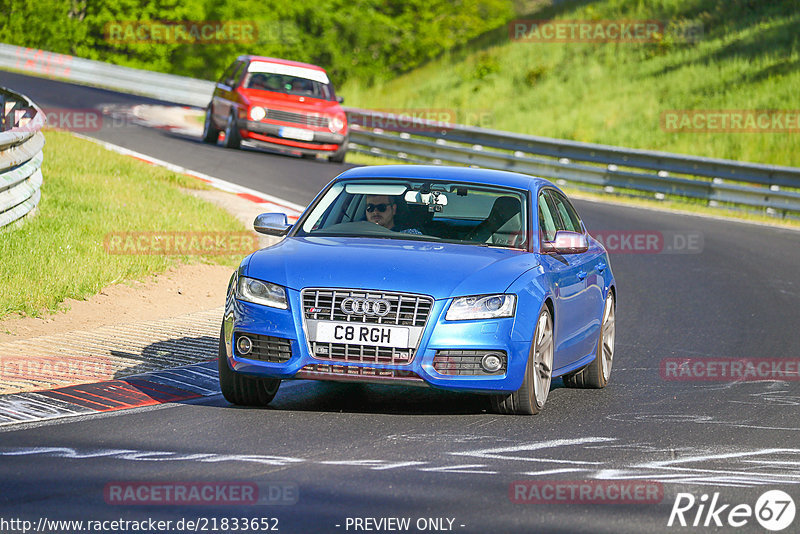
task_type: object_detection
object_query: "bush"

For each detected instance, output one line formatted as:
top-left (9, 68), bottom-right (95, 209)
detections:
top-left (0, 0), bottom-right (514, 85)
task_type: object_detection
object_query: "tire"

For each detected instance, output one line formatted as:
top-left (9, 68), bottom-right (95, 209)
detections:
top-left (328, 136), bottom-right (348, 163)
top-left (563, 291), bottom-right (615, 389)
top-left (218, 327), bottom-right (280, 406)
top-left (490, 306), bottom-right (554, 415)
top-left (223, 111), bottom-right (241, 149)
top-left (201, 105), bottom-right (220, 144)
top-left (328, 148), bottom-right (346, 163)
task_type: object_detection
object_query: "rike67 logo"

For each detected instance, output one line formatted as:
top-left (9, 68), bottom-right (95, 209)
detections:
top-left (668, 490), bottom-right (796, 531)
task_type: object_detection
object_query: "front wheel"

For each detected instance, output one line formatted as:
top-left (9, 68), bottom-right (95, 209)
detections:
top-left (223, 112), bottom-right (241, 149)
top-left (201, 105), bottom-right (220, 144)
top-left (563, 291), bottom-right (615, 388)
top-left (490, 306), bottom-right (553, 415)
top-left (218, 327), bottom-right (280, 406)
top-left (328, 136), bottom-right (348, 163)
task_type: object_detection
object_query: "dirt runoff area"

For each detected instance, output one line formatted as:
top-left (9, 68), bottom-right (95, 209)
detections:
top-left (0, 184), bottom-right (283, 345)
top-left (0, 263), bottom-right (233, 343)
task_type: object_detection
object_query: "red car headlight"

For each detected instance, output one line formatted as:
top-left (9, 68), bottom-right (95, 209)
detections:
top-left (329, 116), bottom-right (345, 133)
top-left (249, 107), bottom-right (266, 121)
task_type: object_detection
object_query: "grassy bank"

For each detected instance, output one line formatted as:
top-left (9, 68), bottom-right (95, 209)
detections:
top-left (0, 130), bottom-right (245, 318)
top-left (342, 0), bottom-right (800, 167)
top-left (344, 150), bottom-right (800, 229)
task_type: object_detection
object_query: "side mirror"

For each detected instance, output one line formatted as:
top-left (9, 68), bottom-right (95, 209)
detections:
top-left (336, 95), bottom-right (344, 103)
top-left (541, 231), bottom-right (588, 254)
top-left (254, 213), bottom-right (291, 236)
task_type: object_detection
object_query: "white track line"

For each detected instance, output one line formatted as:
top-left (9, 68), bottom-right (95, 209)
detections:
top-left (71, 132), bottom-right (306, 217)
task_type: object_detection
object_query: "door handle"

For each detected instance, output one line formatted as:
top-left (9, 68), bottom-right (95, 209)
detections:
top-left (577, 271), bottom-right (587, 281)
top-left (596, 262), bottom-right (607, 273)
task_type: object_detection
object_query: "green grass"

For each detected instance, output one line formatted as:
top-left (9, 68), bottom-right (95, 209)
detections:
top-left (0, 130), bottom-right (245, 318)
top-left (342, 0), bottom-right (800, 167)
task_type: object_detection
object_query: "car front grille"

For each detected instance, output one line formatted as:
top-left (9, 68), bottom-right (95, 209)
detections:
top-left (433, 350), bottom-right (507, 376)
top-left (301, 288), bottom-right (434, 365)
top-left (302, 289), bottom-right (433, 327)
top-left (266, 109), bottom-right (329, 128)
top-left (235, 333), bottom-right (292, 363)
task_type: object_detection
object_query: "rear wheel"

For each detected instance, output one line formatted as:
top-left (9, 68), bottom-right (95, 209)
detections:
top-left (201, 105), bottom-right (220, 144)
top-left (490, 306), bottom-right (553, 415)
top-left (223, 112), bottom-right (241, 149)
top-left (563, 291), bottom-right (615, 388)
top-left (218, 327), bottom-right (280, 406)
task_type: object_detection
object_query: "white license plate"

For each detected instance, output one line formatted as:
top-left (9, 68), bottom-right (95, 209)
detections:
top-left (315, 322), bottom-right (410, 349)
top-left (278, 126), bottom-right (314, 141)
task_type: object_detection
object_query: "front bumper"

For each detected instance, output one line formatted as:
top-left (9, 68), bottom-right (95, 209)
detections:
top-left (223, 289), bottom-right (531, 394)
top-left (240, 120), bottom-right (345, 153)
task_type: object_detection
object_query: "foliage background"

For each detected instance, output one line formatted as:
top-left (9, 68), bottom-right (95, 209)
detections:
top-left (0, 0), bottom-right (513, 84)
top-left (2, 0), bottom-right (797, 165)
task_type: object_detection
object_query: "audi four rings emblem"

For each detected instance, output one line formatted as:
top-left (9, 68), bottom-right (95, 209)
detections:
top-left (341, 297), bottom-right (392, 317)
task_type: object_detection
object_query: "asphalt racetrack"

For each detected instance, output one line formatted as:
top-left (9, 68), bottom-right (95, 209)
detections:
top-left (2, 72), bottom-right (800, 533)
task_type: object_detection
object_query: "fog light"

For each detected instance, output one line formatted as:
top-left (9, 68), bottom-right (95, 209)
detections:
top-left (237, 336), bottom-right (253, 355)
top-left (481, 353), bottom-right (503, 373)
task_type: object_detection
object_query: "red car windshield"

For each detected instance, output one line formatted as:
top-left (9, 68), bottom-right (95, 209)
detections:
top-left (243, 70), bottom-right (336, 101)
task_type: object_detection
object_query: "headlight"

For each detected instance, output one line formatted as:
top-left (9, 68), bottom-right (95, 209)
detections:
top-left (329, 116), bottom-right (345, 133)
top-left (445, 294), bottom-right (516, 321)
top-left (249, 107), bottom-right (266, 121)
top-left (237, 277), bottom-right (288, 309)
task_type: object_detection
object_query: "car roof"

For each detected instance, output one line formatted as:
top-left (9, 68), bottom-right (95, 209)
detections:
top-left (334, 165), bottom-right (555, 192)
top-left (238, 55), bottom-right (327, 72)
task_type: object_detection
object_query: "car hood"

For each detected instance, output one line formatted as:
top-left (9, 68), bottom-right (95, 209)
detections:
top-left (238, 88), bottom-right (343, 114)
top-left (244, 237), bottom-right (540, 300)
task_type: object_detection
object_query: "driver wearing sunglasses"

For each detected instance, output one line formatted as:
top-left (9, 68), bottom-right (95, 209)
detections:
top-left (365, 195), bottom-right (423, 235)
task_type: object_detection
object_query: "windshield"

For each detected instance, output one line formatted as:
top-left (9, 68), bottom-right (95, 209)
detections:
top-left (295, 179), bottom-right (528, 249)
top-left (243, 62), bottom-right (336, 100)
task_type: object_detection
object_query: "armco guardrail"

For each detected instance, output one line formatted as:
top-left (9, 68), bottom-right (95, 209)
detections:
top-left (0, 43), bottom-right (215, 108)
top-left (2, 42), bottom-right (799, 217)
top-left (0, 86), bottom-right (45, 229)
top-left (344, 109), bottom-right (800, 217)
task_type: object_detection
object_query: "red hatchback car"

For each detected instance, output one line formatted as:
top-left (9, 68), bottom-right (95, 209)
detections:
top-left (202, 55), bottom-right (348, 162)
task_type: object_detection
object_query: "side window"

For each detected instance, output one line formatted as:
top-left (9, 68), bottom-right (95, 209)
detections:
top-left (549, 190), bottom-right (583, 233)
top-left (323, 83), bottom-right (335, 101)
top-left (228, 62), bottom-right (246, 87)
top-left (218, 62), bottom-right (237, 85)
top-left (537, 192), bottom-right (558, 242)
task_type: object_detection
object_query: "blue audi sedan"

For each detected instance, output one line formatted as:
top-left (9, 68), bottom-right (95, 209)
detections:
top-left (219, 165), bottom-right (616, 415)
